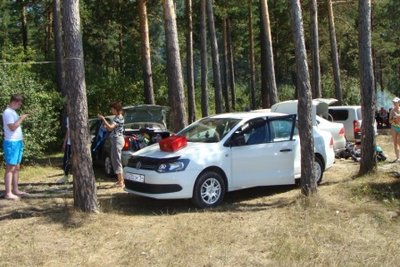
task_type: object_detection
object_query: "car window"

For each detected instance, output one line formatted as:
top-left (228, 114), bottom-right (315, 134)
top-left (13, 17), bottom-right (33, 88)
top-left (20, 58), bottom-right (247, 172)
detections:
top-left (269, 118), bottom-right (294, 142)
top-left (329, 109), bottom-right (349, 121)
top-left (244, 119), bottom-right (269, 145)
top-left (179, 118), bottom-right (241, 143)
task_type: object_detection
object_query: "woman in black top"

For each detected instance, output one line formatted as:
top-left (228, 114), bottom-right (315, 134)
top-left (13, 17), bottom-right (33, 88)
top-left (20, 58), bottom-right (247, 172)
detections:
top-left (98, 102), bottom-right (125, 187)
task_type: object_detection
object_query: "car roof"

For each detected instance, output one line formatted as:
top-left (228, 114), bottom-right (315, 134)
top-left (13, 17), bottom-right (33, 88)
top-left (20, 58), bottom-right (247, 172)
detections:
top-left (208, 111), bottom-right (290, 120)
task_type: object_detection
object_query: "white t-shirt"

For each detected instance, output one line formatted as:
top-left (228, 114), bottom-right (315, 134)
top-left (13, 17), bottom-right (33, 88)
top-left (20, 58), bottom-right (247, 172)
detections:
top-left (2, 107), bottom-right (23, 141)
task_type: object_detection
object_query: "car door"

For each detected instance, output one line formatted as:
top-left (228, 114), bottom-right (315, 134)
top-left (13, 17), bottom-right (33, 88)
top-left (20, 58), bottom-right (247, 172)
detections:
top-left (228, 115), bottom-right (297, 189)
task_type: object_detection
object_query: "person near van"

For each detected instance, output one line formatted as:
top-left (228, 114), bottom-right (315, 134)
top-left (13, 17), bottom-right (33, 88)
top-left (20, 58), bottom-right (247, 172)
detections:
top-left (2, 94), bottom-right (29, 200)
top-left (98, 102), bottom-right (125, 187)
top-left (389, 97), bottom-right (400, 162)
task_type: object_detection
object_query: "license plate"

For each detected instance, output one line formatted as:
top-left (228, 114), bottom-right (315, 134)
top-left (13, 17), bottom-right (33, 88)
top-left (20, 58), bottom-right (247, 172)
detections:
top-left (125, 173), bottom-right (145, 183)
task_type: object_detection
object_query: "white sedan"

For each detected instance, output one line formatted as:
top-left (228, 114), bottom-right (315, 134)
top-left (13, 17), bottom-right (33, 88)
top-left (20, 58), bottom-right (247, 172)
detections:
top-left (123, 111), bottom-right (335, 208)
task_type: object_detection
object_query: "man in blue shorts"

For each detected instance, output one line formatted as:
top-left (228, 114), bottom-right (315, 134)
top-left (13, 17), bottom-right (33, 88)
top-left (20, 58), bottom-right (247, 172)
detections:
top-left (2, 94), bottom-right (29, 200)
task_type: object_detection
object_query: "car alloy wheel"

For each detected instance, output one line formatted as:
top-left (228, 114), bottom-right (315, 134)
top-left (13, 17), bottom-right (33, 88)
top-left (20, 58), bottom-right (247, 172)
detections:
top-left (192, 171), bottom-right (226, 208)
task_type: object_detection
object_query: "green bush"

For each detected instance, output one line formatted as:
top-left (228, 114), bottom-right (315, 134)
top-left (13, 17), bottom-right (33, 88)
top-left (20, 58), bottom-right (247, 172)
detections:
top-left (0, 65), bottom-right (62, 162)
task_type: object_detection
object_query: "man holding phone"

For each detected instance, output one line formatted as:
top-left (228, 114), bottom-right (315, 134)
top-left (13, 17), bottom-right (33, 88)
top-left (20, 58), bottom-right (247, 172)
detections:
top-left (2, 94), bottom-right (29, 200)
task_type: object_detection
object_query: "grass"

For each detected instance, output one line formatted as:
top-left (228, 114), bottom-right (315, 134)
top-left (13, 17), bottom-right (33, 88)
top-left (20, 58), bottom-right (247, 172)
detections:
top-left (0, 133), bottom-right (399, 266)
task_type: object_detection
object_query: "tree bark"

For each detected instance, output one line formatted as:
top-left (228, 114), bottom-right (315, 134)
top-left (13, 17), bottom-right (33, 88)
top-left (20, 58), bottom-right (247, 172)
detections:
top-left (20, 1), bottom-right (28, 51)
top-left (138, 0), bottom-right (155, 105)
top-left (53, 0), bottom-right (65, 96)
top-left (227, 18), bottom-right (236, 111)
top-left (163, 0), bottom-right (186, 132)
top-left (222, 18), bottom-right (230, 112)
top-left (62, 0), bottom-right (98, 212)
top-left (207, 0), bottom-right (223, 114)
top-left (327, 0), bottom-right (343, 104)
top-left (310, 0), bottom-right (322, 99)
top-left (200, 0), bottom-right (209, 117)
top-left (248, 0), bottom-right (257, 110)
top-left (358, 0), bottom-right (376, 175)
top-left (289, 0), bottom-right (316, 196)
top-left (260, 0), bottom-right (278, 107)
top-left (186, 0), bottom-right (196, 123)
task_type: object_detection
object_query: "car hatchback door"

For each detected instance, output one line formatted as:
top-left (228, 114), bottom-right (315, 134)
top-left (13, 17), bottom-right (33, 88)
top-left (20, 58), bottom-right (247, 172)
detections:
top-left (228, 115), bottom-right (297, 189)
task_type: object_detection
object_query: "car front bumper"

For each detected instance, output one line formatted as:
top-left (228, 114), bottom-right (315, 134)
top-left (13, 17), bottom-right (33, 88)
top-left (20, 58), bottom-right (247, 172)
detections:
top-left (123, 167), bottom-right (199, 199)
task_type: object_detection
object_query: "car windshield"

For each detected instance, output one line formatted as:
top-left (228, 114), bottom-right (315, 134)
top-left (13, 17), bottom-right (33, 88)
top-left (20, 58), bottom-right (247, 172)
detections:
top-left (178, 117), bottom-right (241, 143)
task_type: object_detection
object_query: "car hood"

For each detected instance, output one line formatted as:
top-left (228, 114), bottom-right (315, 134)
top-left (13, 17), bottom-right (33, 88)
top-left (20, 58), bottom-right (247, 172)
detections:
top-left (132, 141), bottom-right (221, 159)
top-left (123, 105), bottom-right (169, 128)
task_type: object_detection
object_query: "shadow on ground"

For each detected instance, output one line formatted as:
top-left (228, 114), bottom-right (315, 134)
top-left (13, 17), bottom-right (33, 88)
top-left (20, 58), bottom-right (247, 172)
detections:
top-left (98, 184), bottom-right (299, 216)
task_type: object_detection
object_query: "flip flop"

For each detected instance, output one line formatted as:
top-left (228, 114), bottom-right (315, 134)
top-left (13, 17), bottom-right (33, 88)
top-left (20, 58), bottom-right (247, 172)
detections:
top-left (4, 194), bottom-right (20, 201)
top-left (112, 183), bottom-right (125, 188)
top-left (16, 192), bottom-right (30, 197)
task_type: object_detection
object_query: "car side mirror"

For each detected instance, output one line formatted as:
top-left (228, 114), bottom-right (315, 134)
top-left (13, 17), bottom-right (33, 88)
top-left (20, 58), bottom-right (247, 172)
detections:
top-left (226, 132), bottom-right (245, 147)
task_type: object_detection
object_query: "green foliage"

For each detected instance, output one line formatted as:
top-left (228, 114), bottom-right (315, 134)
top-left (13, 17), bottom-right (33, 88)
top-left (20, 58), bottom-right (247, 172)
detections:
top-left (0, 64), bottom-right (62, 161)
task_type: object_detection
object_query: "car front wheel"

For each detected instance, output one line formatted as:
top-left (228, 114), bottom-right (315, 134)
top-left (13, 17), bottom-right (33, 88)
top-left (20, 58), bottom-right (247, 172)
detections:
top-left (192, 171), bottom-right (226, 208)
top-left (315, 157), bottom-right (324, 185)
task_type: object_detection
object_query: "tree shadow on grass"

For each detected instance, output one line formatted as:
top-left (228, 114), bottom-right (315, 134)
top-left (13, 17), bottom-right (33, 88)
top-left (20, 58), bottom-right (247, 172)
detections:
top-left (98, 184), bottom-right (299, 216)
top-left (367, 175), bottom-right (400, 202)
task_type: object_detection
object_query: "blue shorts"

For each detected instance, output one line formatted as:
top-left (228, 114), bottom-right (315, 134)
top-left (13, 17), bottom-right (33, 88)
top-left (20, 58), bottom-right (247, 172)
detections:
top-left (3, 140), bottom-right (24, 165)
top-left (392, 125), bottom-right (400, 133)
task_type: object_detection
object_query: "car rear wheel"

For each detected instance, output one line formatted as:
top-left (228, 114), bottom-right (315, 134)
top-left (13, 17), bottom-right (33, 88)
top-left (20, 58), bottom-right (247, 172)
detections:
top-left (104, 155), bottom-right (114, 177)
top-left (315, 156), bottom-right (324, 185)
top-left (192, 171), bottom-right (226, 208)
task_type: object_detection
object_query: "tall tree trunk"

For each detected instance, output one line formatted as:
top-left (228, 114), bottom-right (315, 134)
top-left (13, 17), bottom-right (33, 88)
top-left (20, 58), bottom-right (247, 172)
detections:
top-left (358, 0), bottom-right (376, 175)
top-left (186, 0), bottom-right (196, 123)
top-left (310, 0), bottom-right (322, 98)
top-left (138, 0), bottom-right (155, 105)
top-left (45, 5), bottom-right (52, 57)
top-left (222, 18), bottom-right (230, 112)
top-left (289, 0), bottom-right (316, 196)
top-left (207, 0), bottom-right (223, 114)
top-left (53, 0), bottom-right (65, 96)
top-left (260, 1), bottom-right (269, 108)
top-left (163, 0), bottom-right (186, 132)
top-left (20, 1), bottom-right (28, 51)
top-left (200, 0), bottom-right (209, 117)
top-left (62, 0), bottom-right (98, 212)
top-left (260, 0), bottom-right (278, 107)
top-left (327, 0), bottom-right (343, 104)
top-left (227, 18), bottom-right (236, 111)
top-left (248, 0), bottom-right (257, 110)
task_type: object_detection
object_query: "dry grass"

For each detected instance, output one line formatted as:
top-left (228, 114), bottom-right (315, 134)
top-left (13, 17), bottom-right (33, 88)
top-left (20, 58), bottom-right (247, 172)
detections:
top-left (0, 133), bottom-right (399, 267)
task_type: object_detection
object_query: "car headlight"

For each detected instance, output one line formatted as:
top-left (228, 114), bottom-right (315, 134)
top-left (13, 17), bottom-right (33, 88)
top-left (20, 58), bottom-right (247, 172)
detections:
top-left (157, 159), bottom-right (190, 173)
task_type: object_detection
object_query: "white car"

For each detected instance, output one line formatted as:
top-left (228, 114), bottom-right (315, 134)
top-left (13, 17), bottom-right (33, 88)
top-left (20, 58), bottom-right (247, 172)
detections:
top-left (270, 99), bottom-right (346, 155)
top-left (123, 111), bottom-right (335, 208)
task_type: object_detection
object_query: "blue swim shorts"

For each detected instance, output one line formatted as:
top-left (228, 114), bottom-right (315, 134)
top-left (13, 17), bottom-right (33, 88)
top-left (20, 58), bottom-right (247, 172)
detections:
top-left (392, 125), bottom-right (400, 133)
top-left (3, 140), bottom-right (24, 165)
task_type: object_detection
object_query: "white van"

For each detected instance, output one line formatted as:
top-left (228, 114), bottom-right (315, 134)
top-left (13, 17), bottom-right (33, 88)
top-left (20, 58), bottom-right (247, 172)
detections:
top-left (328, 106), bottom-right (377, 142)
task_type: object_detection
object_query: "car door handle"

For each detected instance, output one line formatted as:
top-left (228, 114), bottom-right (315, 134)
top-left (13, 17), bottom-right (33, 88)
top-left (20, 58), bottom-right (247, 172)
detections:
top-left (280, 149), bottom-right (292, 152)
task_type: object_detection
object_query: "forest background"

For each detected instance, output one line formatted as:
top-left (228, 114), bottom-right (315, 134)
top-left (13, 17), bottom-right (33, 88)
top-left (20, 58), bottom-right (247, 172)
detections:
top-left (0, 0), bottom-right (399, 160)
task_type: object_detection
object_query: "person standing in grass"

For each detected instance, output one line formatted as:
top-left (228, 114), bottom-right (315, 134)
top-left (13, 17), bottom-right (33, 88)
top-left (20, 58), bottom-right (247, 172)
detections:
top-left (98, 102), bottom-right (125, 187)
top-left (2, 94), bottom-right (29, 200)
top-left (389, 97), bottom-right (400, 162)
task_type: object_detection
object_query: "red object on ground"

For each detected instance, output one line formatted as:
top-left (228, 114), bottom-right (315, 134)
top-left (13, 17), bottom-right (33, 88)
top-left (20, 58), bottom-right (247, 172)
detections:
top-left (159, 136), bottom-right (187, 152)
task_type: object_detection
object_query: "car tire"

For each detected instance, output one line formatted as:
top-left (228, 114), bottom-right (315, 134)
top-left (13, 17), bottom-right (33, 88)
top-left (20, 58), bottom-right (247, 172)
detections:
top-left (104, 155), bottom-right (114, 177)
top-left (315, 156), bottom-right (324, 185)
top-left (192, 171), bottom-right (226, 208)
